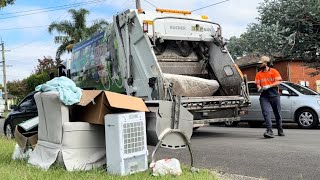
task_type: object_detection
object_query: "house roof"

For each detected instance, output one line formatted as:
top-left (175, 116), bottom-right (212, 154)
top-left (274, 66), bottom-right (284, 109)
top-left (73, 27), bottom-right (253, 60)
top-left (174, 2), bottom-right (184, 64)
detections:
top-left (235, 55), bottom-right (302, 68)
top-left (235, 55), bottom-right (260, 68)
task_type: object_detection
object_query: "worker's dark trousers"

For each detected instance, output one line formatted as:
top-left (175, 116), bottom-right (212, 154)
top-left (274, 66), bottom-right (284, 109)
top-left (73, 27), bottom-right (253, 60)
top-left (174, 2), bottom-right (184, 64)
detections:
top-left (259, 96), bottom-right (282, 130)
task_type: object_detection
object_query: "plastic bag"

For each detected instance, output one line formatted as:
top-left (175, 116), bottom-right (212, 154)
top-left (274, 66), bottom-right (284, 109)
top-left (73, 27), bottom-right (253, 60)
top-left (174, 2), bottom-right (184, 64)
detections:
top-left (150, 158), bottom-right (182, 176)
top-left (12, 144), bottom-right (32, 160)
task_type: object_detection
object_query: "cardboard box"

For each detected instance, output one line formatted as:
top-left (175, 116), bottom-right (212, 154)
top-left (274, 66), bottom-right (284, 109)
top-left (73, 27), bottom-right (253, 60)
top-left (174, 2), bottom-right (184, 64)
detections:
top-left (71, 90), bottom-right (149, 125)
top-left (14, 125), bottom-right (38, 151)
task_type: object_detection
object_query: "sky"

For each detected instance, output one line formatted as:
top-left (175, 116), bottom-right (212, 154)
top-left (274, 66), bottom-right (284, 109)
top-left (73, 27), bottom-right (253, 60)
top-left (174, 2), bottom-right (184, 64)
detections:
top-left (0, 0), bottom-right (263, 83)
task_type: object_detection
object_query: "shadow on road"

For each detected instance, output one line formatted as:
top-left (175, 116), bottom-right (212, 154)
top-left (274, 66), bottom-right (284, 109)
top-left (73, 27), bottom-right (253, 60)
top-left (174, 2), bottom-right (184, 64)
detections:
top-left (224, 122), bottom-right (320, 129)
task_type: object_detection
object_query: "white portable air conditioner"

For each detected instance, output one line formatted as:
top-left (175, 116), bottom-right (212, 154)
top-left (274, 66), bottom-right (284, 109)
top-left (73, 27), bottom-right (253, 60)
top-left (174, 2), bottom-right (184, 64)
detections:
top-left (105, 112), bottom-right (148, 176)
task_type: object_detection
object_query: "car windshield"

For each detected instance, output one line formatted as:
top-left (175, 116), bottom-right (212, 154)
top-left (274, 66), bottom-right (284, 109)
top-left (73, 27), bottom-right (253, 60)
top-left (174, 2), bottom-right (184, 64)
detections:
top-left (284, 82), bottom-right (319, 95)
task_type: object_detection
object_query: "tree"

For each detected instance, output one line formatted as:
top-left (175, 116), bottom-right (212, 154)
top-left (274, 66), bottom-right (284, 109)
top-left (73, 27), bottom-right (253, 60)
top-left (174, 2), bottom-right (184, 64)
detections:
top-left (7, 55), bottom-right (60, 99)
top-left (227, 23), bottom-right (283, 60)
top-left (34, 56), bottom-right (62, 75)
top-left (7, 80), bottom-right (27, 100)
top-left (0, 0), bottom-right (14, 8)
top-left (24, 72), bottom-right (50, 94)
top-left (48, 8), bottom-right (108, 58)
top-left (227, 36), bottom-right (248, 60)
top-left (258, 0), bottom-right (320, 75)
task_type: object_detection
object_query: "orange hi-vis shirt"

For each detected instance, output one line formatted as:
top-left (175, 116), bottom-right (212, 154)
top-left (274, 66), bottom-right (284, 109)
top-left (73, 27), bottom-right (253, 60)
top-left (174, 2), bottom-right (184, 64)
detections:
top-left (255, 68), bottom-right (282, 97)
top-left (255, 68), bottom-right (282, 87)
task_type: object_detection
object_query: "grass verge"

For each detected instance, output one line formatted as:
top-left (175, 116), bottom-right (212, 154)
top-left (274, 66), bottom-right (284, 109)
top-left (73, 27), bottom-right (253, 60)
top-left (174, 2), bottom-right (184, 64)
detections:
top-left (0, 137), bottom-right (216, 180)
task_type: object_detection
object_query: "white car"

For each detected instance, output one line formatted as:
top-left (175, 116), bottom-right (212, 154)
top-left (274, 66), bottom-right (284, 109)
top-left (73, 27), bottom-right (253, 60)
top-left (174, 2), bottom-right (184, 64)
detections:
top-left (228, 81), bottom-right (320, 129)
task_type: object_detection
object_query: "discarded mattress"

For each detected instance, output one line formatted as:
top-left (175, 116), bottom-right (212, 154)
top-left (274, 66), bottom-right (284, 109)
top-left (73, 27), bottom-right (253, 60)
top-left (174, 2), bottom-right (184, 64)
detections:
top-left (163, 73), bottom-right (220, 97)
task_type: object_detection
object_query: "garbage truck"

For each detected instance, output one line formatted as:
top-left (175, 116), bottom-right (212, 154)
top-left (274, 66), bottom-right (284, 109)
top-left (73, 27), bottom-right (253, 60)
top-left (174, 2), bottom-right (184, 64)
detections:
top-left (67, 5), bottom-right (250, 155)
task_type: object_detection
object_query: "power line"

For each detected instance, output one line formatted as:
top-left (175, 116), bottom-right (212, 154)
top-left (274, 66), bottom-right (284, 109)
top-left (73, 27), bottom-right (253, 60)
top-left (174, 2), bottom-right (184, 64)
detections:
top-left (10, 0), bottom-right (90, 50)
top-left (0, 0), bottom-right (104, 20)
top-left (0, 1), bottom-right (101, 16)
top-left (144, 0), bottom-right (157, 8)
top-left (191, 0), bottom-right (231, 12)
top-left (0, 25), bottom-right (48, 31)
top-left (10, 0), bottom-right (113, 51)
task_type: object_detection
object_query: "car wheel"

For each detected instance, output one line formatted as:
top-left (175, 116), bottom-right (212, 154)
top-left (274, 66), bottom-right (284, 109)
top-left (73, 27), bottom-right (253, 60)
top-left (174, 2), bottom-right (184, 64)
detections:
top-left (248, 121), bottom-right (263, 128)
top-left (296, 109), bottom-right (318, 129)
top-left (4, 121), bottom-right (14, 139)
top-left (224, 121), bottom-right (239, 127)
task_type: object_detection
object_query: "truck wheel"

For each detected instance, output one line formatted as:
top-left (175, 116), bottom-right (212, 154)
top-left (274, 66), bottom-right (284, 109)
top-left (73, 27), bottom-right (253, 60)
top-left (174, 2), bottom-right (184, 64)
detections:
top-left (248, 121), bottom-right (263, 128)
top-left (296, 109), bottom-right (318, 129)
top-left (224, 121), bottom-right (239, 127)
top-left (4, 121), bottom-right (14, 139)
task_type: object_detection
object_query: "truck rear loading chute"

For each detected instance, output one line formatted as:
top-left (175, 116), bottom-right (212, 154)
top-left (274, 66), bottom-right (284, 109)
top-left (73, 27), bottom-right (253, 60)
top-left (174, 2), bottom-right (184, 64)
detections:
top-left (70, 8), bottom-right (249, 123)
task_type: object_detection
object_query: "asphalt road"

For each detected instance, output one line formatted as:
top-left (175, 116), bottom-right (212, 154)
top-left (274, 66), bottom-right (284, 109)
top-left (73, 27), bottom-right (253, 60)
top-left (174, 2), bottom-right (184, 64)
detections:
top-left (149, 125), bottom-right (320, 180)
top-left (1, 118), bottom-right (320, 180)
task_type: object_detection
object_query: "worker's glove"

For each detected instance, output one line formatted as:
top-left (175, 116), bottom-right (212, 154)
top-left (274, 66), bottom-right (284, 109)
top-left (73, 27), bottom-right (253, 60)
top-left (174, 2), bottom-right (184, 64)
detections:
top-left (257, 88), bottom-right (263, 93)
top-left (262, 85), bottom-right (271, 91)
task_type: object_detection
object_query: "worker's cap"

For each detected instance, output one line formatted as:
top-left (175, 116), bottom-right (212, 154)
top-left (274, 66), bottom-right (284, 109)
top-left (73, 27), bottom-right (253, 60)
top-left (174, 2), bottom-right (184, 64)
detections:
top-left (258, 56), bottom-right (270, 64)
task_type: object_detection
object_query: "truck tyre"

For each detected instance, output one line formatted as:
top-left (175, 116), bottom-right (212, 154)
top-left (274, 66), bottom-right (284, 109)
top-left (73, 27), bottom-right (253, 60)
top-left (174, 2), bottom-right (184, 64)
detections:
top-left (296, 108), bottom-right (319, 129)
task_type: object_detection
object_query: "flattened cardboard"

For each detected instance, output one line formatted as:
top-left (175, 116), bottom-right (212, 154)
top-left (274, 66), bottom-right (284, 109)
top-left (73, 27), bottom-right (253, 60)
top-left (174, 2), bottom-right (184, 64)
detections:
top-left (104, 91), bottom-right (150, 112)
top-left (14, 126), bottom-right (38, 151)
top-left (72, 90), bottom-right (149, 125)
top-left (77, 90), bottom-right (102, 106)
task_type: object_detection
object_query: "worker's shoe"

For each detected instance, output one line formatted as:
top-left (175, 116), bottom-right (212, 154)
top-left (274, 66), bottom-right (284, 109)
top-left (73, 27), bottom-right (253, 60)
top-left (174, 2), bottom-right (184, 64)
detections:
top-left (263, 129), bottom-right (274, 138)
top-left (278, 128), bottom-right (285, 136)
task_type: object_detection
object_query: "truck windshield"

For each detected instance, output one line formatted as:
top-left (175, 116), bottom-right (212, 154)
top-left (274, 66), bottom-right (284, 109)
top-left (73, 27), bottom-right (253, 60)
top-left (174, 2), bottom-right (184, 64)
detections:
top-left (284, 82), bottom-right (319, 95)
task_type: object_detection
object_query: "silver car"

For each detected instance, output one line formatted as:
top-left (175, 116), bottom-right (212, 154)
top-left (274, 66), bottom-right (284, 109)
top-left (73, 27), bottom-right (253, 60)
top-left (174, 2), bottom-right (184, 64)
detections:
top-left (232, 81), bottom-right (320, 129)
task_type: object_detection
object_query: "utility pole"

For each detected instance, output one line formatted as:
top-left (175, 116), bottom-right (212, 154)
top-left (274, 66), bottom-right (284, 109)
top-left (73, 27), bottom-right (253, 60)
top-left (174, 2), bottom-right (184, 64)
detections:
top-left (1, 41), bottom-right (8, 112)
top-left (136, 0), bottom-right (141, 11)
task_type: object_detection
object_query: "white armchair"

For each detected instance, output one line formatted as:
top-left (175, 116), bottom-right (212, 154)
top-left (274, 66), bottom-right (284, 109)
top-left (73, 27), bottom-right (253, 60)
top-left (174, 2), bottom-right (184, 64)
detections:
top-left (28, 91), bottom-right (106, 171)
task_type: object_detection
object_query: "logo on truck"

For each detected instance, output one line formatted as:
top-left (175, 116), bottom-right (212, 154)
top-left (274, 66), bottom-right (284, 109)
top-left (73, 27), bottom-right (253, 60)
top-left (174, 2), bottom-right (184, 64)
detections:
top-left (70, 30), bottom-right (125, 93)
top-left (169, 25), bottom-right (186, 31)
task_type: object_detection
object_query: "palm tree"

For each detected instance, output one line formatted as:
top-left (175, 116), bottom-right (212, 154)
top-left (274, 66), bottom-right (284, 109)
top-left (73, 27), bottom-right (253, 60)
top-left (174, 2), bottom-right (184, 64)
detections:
top-left (48, 8), bottom-right (108, 58)
top-left (0, 0), bottom-right (15, 8)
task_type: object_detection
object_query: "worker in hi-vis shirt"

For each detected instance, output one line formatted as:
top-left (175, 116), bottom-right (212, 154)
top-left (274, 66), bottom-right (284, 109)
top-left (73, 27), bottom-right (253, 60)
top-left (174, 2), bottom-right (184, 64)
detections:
top-left (255, 56), bottom-right (285, 138)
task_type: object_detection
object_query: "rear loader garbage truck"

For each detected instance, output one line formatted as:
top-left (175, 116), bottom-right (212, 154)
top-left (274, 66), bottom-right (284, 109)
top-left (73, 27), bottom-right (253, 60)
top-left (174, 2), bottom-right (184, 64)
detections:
top-left (68, 4), bottom-right (250, 167)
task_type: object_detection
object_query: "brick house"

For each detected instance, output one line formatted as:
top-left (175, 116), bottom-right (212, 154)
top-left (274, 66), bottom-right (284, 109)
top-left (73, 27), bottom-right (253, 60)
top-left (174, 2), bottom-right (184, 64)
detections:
top-left (235, 55), bottom-right (320, 92)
